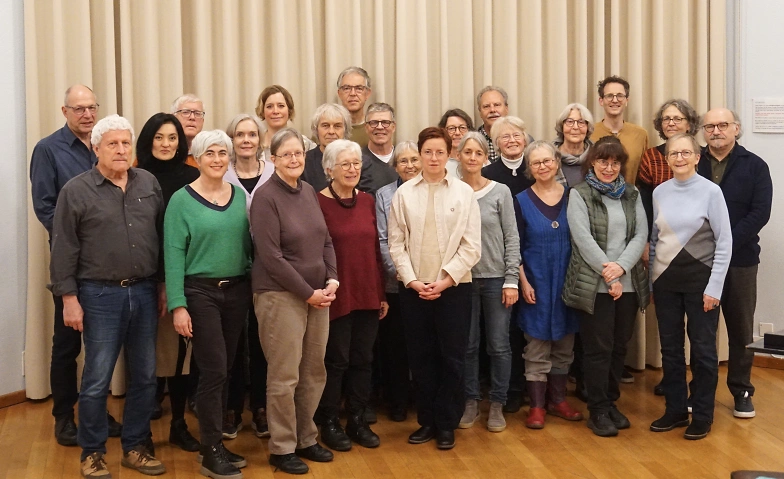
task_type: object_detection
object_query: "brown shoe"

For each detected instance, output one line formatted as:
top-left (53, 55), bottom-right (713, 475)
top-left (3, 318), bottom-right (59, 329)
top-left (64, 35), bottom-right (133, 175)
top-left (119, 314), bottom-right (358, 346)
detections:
top-left (121, 445), bottom-right (166, 475)
top-left (81, 452), bottom-right (111, 478)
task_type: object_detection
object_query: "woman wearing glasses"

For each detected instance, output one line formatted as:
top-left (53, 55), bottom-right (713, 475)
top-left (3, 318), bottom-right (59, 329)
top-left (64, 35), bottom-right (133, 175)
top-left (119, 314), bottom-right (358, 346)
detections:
top-left (515, 141), bottom-right (582, 430)
top-left (648, 133), bottom-right (731, 440)
top-left (250, 128), bottom-right (337, 475)
top-left (314, 140), bottom-right (388, 452)
top-left (562, 136), bottom-right (649, 438)
top-left (438, 108), bottom-right (475, 176)
top-left (255, 85), bottom-right (315, 160)
top-left (483, 116), bottom-right (534, 197)
top-left (553, 103), bottom-right (594, 187)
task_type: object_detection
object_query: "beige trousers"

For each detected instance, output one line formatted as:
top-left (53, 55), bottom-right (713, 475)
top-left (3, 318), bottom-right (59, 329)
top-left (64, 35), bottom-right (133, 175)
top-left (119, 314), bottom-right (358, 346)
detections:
top-left (523, 333), bottom-right (575, 382)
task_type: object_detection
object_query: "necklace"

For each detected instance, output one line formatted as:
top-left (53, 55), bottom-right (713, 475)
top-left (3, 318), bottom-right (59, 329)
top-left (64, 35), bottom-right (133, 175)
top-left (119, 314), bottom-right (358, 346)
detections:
top-left (328, 181), bottom-right (357, 208)
top-left (233, 157), bottom-right (262, 179)
top-left (472, 178), bottom-right (489, 192)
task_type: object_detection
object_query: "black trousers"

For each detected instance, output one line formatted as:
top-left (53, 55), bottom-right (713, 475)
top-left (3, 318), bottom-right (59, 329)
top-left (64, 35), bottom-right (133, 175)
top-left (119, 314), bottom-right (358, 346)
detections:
top-left (400, 283), bottom-right (471, 431)
top-left (721, 265), bottom-right (757, 397)
top-left (379, 293), bottom-right (410, 410)
top-left (185, 278), bottom-right (250, 447)
top-left (227, 306), bottom-right (268, 414)
top-left (316, 309), bottom-right (379, 421)
top-left (507, 303), bottom-right (526, 396)
top-left (579, 293), bottom-right (638, 416)
top-left (51, 293), bottom-right (82, 420)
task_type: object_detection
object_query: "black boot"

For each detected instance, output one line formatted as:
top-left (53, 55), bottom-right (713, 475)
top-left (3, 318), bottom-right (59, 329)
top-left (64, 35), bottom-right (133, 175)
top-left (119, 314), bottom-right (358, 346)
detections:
top-left (346, 412), bottom-right (380, 448)
top-left (319, 417), bottom-right (352, 452)
top-left (199, 442), bottom-right (242, 479)
top-left (169, 418), bottom-right (199, 452)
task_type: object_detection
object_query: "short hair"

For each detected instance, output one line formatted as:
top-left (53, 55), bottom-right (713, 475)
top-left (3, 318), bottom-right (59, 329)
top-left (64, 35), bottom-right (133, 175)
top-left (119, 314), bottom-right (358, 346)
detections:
top-left (475, 86), bottom-right (509, 110)
top-left (438, 108), bottom-right (475, 131)
top-left (136, 113), bottom-right (189, 169)
top-left (391, 140), bottom-right (419, 168)
top-left (597, 75), bottom-right (630, 98)
top-left (310, 103), bottom-right (352, 141)
top-left (255, 85), bottom-right (296, 121)
top-left (457, 132), bottom-right (489, 157)
top-left (322, 139), bottom-right (362, 179)
top-left (63, 84), bottom-right (96, 106)
top-left (652, 99), bottom-right (700, 140)
top-left (270, 127), bottom-right (305, 157)
top-left (554, 103), bottom-right (595, 141)
top-left (336, 66), bottom-right (372, 89)
top-left (91, 114), bottom-right (135, 147)
top-left (191, 129), bottom-right (233, 161)
top-left (490, 115), bottom-right (527, 150)
top-left (225, 114), bottom-right (266, 161)
top-left (417, 127), bottom-right (450, 153)
top-left (523, 140), bottom-right (561, 180)
top-left (701, 109), bottom-right (743, 140)
top-left (366, 102), bottom-right (395, 121)
top-left (582, 135), bottom-right (629, 179)
top-left (665, 132), bottom-right (701, 157)
top-left (171, 93), bottom-right (203, 113)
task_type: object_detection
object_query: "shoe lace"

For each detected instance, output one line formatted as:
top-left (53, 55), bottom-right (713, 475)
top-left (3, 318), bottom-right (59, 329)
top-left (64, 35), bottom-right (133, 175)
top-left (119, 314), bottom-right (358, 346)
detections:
top-left (215, 442), bottom-right (232, 462)
top-left (87, 453), bottom-right (108, 472)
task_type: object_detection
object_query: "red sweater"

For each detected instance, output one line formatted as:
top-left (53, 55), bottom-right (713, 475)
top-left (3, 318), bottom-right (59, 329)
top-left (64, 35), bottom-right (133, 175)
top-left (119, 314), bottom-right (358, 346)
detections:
top-left (318, 191), bottom-right (386, 320)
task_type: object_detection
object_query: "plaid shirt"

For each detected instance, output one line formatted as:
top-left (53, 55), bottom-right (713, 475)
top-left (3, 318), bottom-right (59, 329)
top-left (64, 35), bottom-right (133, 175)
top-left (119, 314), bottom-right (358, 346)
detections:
top-left (478, 125), bottom-right (499, 163)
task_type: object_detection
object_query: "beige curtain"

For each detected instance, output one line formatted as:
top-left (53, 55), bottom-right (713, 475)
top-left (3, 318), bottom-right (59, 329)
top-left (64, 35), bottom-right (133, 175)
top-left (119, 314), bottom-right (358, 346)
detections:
top-left (24, 0), bottom-right (727, 398)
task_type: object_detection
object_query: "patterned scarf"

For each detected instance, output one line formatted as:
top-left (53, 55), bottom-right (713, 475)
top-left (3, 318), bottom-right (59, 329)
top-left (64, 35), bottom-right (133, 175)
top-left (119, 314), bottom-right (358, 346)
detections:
top-left (585, 169), bottom-right (626, 199)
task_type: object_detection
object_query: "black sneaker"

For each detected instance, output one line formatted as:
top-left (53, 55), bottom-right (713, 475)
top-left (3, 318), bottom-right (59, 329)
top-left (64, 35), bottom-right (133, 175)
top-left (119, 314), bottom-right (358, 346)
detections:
top-left (270, 453), bottom-right (309, 475)
top-left (684, 419), bottom-right (711, 440)
top-left (346, 413), bottom-right (380, 448)
top-left (503, 394), bottom-right (523, 413)
top-left (653, 379), bottom-right (665, 396)
top-left (608, 406), bottom-right (630, 429)
top-left (197, 441), bottom-right (247, 468)
top-left (54, 417), bottom-right (78, 446)
top-left (388, 406), bottom-right (407, 422)
top-left (587, 413), bottom-right (618, 437)
top-left (295, 443), bottom-right (334, 462)
top-left (620, 369), bottom-right (635, 384)
top-left (650, 413), bottom-right (690, 432)
top-left (319, 418), bottom-right (352, 452)
top-left (733, 391), bottom-right (756, 418)
top-left (199, 442), bottom-right (242, 478)
top-left (169, 418), bottom-right (199, 452)
top-left (222, 410), bottom-right (242, 439)
top-left (107, 412), bottom-right (122, 438)
top-left (251, 408), bottom-right (270, 438)
top-left (363, 406), bottom-right (378, 425)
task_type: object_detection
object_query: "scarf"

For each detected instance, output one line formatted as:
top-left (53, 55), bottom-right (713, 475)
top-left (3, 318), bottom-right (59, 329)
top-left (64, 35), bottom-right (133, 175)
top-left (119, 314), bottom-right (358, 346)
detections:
top-left (585, 169), bottom-right (626, 199)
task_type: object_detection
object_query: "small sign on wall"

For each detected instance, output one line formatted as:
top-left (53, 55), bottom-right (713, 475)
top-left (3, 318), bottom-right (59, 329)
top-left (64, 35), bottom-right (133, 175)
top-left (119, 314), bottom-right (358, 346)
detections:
top-left (752, 98), bottom-right (784, 133)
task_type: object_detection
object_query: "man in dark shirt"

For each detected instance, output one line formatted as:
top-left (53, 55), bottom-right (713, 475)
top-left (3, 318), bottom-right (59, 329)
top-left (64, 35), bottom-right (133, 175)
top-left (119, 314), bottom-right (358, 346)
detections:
top-left (49, 114), bottom-right (166, 477)
top-left (358, 103), bottom-right (399, 195)
top-left (697, 108), bottom-right (773, 420)
top-left (29, 85), bottom-right (124, 446)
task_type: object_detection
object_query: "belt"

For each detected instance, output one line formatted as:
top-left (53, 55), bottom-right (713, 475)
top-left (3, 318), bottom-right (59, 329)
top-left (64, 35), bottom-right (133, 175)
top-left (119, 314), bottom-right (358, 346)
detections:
top-left (81, 277), bottom-right (154, 287)
top-left (185, 275), bottom-right (247, 289)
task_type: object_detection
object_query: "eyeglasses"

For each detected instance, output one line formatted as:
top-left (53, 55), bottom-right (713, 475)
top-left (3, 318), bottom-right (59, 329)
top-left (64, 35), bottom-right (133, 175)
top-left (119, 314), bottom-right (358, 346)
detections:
top-left (274, 151), bottom-right (305, 161)
top-left (397, 158), bottom-right (420, 166)
top-left (702, 122), bottom-right (736, 133)
top-left (336, 161), bottom-right (362, 171)
top-left (175, 109), bottom-right (206, 119)
top-left (662, 116), bottom-right (685, 125)
top-left (339, 85), bottom-right (367, 94)
top-left (445, 125), bottom-right (469, 134)
top-left (602, 93), bottom-right (627, 101)
top-left (667, 150), bottom-right (694, 160)
top-left (65, 104), bottom-right (99, 116)
top-left (368, 120), bottom-right (394, 129)
top-left (563, 119), bottom-right (587, 128)
top-left (530, 158), bottom-right (555, 169)
top-left (498, 133), bottom-right (524, 143)
top-left (595, 158), bottom-right (622, 170)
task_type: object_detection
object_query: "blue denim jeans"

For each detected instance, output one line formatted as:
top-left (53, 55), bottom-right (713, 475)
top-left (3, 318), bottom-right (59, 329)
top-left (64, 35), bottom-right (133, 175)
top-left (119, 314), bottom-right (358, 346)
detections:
top-left (77, 280), bottom-right (158, 459)
top-left (465, 277), bottom-right (512, 404)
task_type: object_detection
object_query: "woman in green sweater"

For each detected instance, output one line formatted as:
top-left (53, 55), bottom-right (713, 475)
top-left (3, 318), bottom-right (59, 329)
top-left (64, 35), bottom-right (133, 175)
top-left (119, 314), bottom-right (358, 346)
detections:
top-left (164, 130), bottom-right (252, 479)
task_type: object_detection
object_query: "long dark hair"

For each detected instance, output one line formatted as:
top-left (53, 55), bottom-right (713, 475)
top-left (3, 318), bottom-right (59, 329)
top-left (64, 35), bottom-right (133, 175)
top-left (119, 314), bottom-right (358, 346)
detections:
top-left (136, 113), bottom-right (189, 169)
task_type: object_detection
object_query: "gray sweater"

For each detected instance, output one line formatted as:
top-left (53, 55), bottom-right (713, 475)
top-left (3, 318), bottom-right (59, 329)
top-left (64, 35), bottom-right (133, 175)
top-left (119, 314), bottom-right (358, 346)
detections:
top-left (472, 181), bottom-right (520, 286)
top-left (567, 187), bottom-right (647, 293)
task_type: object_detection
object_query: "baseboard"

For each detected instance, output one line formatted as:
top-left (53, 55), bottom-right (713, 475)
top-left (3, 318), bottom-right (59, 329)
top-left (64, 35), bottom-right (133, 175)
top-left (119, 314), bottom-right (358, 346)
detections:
top-left (753, 353), bottom-right (784, 370)
top-left (0, 390), bottom-right (27, 409)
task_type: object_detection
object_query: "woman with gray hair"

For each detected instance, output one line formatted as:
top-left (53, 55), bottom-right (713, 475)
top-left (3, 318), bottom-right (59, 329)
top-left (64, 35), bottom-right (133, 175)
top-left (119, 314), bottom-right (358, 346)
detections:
top-left (553, 103), bottom-right (594, 187)
top-left (314, 139), bottom-right (388, 452)
top-left (483, 116), bottom-right (535, 197)
top-left (164, 130), bottom-right (252, 478)
top-left (302, 103), bottom-right (352, 191)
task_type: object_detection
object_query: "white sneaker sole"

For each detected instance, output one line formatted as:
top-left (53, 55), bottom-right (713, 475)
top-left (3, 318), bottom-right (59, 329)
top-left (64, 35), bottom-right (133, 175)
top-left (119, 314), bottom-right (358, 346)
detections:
top-left (733, 409), bottom-right (756, 418)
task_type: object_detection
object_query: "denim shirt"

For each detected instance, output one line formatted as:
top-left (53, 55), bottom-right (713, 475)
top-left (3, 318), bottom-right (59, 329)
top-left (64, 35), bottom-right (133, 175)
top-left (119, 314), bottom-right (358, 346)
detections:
top-left (375, 179), bottom-right (401, 293)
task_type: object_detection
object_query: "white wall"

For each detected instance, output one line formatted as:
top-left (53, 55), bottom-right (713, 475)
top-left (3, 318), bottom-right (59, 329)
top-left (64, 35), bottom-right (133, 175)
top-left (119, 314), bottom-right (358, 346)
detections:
top-left (0, 0), bottom-right (27, 396)
top-left (736, 0), bottom-right (784, 334)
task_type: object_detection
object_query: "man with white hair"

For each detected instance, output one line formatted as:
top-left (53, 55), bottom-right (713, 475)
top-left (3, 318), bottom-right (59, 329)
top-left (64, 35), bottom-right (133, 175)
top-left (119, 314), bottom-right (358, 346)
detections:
top-left (172, 93), bottom-right (205, 167)
top-left (49, 114), bottom-right (166, 478)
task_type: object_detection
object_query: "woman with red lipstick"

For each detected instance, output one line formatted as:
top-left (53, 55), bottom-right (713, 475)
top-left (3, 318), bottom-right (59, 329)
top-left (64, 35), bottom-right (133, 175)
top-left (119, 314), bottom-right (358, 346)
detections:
top-left (562, 136), bottom-right (649, 438)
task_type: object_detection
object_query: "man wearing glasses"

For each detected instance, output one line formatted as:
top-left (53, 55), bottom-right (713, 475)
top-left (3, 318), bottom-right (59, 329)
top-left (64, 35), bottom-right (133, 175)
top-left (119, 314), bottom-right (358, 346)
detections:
top-left (591, 76), bottom-right (649, 186)
top-left (358, 103), bottom-right (398, 195)
top-left (172, 93), bottom-right (206, 167)
top-left (30, 84), bottom-right (122, 447)
top-left (697, 108), bottom-right (773, 420)
top-left (476, 86), bottom-right (510, 163)
top-left (337, 67), bottom-right (372, 148)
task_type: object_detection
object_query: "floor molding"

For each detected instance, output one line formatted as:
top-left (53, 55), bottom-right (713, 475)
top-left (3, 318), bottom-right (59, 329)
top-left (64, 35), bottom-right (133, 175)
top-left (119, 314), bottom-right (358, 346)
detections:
top-left (0, 390), bottom-right (26, 409)
top-left (754, 353), bottom-right (784, 370)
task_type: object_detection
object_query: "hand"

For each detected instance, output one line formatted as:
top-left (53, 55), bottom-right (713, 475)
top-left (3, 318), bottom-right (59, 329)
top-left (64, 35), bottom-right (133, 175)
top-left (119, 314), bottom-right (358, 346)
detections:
top-left (407, 280), bottom-right (441, 300)
top-left (502, 287), bottom-right (519, 308)
top-left (379, 301), bottom-right (389, 319)
top-left (608, 281), bottom-right (623, 300)
top-left (62, 295), bottom-right (84, 332)
top-left (324, 281), bottom-right (338, 296)
top-left (419, 278), bottom-right (452, 300)
top-left (703, 294), bottom-right (720, 313)
top-left (307, 289), bottom-right (334, 308)
top-left (157, 283), bottom-right (168, 319)
top-left (642, 242), bottom-right (650, 269)
top-left (602, 262), bottom-right (625, 284)
top-left (521, 282), bottom-right (536, 304)
top-left (172, 307), bottom-right (193, 338)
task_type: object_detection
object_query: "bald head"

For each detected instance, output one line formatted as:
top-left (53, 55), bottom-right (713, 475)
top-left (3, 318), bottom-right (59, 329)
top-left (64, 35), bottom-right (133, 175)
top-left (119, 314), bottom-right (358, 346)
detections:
top-left (62, 85), bottom-right (99, 142)
top-left (702, 107), bottom-right (741, 158)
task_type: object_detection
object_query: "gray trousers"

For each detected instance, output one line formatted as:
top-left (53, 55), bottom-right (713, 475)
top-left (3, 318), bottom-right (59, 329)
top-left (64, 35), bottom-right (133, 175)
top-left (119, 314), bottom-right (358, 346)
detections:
top-left (523, 333), bottom-right (575, 382)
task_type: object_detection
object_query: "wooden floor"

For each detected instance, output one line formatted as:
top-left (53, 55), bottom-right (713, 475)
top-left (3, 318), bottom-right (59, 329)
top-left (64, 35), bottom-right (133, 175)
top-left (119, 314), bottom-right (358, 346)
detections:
top-left (2, 365), bottom-right (784, 478)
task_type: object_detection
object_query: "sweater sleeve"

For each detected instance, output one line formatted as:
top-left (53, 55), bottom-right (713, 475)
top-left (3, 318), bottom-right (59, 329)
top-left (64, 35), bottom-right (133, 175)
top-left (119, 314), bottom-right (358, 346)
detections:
top-left (163, 193), bottom-right (189, 311)
top-left (500, 187), bottom-right (521, 286)
top-left (615, 193), bottom-right (648, 274)
top-left (705, 188), bottom-right (733, 299)
top-left (566, 188), bottom-right (610, 275)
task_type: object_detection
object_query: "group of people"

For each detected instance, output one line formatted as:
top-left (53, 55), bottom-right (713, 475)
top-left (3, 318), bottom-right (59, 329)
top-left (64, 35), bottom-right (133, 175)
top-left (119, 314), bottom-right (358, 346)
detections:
top-left (30, 68), bottom-right (772, 478)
